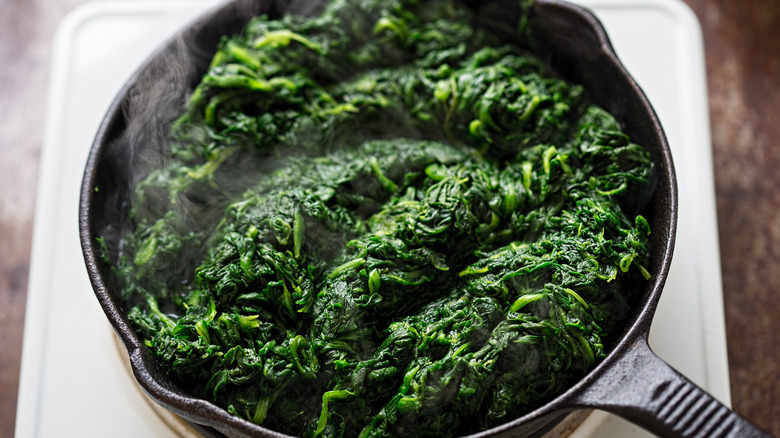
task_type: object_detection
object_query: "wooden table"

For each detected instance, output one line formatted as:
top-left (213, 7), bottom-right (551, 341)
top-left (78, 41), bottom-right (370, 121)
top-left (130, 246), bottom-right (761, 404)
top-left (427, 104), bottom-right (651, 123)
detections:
top-left (1, 0), bottom-right (777, 436)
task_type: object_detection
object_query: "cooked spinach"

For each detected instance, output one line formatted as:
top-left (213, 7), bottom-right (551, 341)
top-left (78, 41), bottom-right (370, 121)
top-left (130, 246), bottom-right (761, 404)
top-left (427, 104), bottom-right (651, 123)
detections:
top-left (112, 0), bottom-right (654, 436)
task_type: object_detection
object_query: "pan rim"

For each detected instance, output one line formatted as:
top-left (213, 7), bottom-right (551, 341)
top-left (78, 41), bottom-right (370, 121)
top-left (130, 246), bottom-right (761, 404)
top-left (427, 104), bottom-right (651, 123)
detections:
top-left (78, 0), bottom-right (678, 436)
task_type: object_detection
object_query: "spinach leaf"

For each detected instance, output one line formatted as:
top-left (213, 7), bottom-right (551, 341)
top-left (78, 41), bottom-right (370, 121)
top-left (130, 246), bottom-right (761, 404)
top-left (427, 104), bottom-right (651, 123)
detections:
top-left (111, 1), bottom-right (655, 436)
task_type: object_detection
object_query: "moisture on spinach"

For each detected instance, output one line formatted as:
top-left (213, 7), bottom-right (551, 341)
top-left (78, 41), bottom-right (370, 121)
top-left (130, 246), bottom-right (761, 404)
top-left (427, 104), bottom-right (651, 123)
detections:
top-left (111, 0), bottom-right (655, 436)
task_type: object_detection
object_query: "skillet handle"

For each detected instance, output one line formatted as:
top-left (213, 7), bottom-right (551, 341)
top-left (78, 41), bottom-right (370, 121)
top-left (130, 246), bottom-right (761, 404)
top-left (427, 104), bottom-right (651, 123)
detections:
top-left (571, 337), bottom-right (773, 438)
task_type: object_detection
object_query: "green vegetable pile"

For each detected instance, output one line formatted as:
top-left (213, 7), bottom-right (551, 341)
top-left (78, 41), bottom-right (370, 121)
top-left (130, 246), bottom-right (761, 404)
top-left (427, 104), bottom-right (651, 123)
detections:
top-left (110, 0), bottom-right (655, 436)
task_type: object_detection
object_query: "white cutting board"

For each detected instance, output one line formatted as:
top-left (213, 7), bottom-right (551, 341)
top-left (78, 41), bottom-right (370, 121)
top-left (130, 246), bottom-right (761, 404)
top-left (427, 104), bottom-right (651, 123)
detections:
top-left (16, 1), bottom-right (727, 437)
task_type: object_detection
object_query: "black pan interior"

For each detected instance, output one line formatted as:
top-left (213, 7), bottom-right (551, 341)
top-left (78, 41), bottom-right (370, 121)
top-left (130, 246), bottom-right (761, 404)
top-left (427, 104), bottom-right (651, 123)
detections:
top-left (79, 1), bottom-right (676, 437)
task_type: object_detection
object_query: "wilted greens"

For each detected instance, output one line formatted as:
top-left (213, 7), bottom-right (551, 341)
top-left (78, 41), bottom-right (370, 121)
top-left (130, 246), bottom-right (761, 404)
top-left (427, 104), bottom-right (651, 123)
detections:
top-left (110, 0), bottom-right (655, 436)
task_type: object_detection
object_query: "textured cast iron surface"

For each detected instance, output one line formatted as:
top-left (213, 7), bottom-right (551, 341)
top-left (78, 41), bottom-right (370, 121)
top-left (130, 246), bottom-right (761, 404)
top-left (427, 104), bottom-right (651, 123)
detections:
top-left (78, 0), bottom-right (770, 437)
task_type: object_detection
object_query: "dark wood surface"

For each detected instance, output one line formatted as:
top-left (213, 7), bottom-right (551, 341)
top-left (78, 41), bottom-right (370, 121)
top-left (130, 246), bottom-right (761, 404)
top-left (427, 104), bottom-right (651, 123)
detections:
top-left (687, 0), bottom-right (780, 435)
top-left (1, 0), bottom-right (778, 436)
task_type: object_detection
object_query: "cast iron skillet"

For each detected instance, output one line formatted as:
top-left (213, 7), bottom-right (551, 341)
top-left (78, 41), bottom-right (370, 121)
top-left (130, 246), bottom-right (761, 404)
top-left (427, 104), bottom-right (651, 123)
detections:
top-left (79, 0), bottom-right (772, 437)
